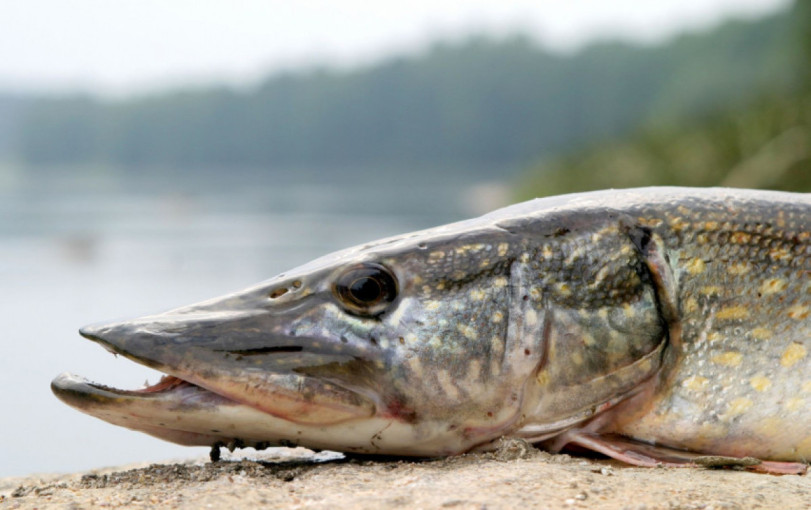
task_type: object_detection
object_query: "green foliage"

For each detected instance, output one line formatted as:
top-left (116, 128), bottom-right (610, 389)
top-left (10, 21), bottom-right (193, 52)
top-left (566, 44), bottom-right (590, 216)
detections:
top-left (516, 90), bottom-right (811, 198)
top-left (517, 1), bottom-right (811, 198)
top-left (10, 6), bottom-right (800, 171)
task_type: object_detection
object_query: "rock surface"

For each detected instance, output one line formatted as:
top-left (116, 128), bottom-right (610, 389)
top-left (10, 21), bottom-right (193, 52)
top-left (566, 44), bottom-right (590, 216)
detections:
top-left (2, 445), bottom-right (809, 509)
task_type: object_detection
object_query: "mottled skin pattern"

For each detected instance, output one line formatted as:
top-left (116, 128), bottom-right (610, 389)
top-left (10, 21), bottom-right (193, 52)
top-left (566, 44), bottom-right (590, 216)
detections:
top-left (613, 194), bottom-right (811, 461)
top-left (52, 187), bottom-right (810, 470)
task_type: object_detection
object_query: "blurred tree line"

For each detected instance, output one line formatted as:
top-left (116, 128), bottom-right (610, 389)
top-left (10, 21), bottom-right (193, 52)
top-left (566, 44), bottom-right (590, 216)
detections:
top-left (7, 3), bottom-right (799, 174)
top-left (518, 0), bottom-right (811, 197)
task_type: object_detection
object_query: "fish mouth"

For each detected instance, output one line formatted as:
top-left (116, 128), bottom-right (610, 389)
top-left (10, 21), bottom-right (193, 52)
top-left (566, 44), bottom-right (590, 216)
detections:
top-left (51, 372), bottom-right (254, 447)
top-left (51, 322), bottom-right (379, 449)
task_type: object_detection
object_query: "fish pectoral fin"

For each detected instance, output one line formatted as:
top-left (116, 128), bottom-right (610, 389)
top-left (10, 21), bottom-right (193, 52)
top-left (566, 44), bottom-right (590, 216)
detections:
top-left (551, 431), bottom-right (808, 475)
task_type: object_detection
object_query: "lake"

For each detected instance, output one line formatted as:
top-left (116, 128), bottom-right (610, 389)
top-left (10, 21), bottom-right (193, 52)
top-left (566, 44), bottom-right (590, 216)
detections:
top-left (0, 167), bottom-right (509, 477)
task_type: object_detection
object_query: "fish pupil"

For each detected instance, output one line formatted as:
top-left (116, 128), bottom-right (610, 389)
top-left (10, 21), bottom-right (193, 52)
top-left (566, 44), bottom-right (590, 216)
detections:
top-left (350, 277), bottom-right (383, 304)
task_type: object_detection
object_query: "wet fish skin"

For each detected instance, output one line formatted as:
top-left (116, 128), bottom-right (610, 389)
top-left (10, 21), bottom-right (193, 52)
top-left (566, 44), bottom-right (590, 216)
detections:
top-left (607, 190), bottom-right (811, 462)
top-left (52, 187), bottom-right (811, 471)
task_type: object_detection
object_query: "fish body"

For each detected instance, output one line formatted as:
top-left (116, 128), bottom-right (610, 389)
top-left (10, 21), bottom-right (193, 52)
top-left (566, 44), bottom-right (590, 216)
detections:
top-left (52, 187), bottom-right (811, 472)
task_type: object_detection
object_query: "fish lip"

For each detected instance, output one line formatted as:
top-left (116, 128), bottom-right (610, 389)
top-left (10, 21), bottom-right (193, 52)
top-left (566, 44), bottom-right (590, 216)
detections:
top-left (51, 371), bottom-right (221, 402)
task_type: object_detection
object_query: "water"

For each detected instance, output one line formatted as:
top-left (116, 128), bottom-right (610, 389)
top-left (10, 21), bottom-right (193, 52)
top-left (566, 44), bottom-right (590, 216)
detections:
top-left (0, 168), bottom-right (502, 477)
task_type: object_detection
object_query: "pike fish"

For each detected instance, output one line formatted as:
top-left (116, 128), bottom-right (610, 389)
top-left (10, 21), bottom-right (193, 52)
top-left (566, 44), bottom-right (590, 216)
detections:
top-left (52, 187), bottom-right (811, 474)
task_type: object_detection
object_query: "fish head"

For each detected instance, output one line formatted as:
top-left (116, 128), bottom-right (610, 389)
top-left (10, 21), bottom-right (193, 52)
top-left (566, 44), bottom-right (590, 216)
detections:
top-left (52, 218), bottom-right (541, 455)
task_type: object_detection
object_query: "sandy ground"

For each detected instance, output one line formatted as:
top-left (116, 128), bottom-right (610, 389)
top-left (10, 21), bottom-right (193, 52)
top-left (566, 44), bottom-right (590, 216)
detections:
top-left (2, 443), bottom-right (809, 510)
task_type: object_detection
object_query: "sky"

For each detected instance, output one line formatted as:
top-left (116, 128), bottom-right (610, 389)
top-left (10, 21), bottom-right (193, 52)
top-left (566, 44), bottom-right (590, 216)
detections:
top-left (0, 0), bottom-right (791, 97)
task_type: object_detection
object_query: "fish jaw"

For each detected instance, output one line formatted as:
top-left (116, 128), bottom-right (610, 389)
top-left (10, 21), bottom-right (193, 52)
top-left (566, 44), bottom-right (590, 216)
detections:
top-left (50, 372), bottom-right (476, 455)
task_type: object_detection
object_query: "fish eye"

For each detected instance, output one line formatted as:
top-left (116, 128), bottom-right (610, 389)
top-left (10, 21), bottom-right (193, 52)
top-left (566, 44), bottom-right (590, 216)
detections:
top-left (334, 263), bottom-right (398, 316)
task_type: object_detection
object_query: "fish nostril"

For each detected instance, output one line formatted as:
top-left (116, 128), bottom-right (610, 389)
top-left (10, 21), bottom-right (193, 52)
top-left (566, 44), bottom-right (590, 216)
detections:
top-left (269, 288), bottom-right (288, 299)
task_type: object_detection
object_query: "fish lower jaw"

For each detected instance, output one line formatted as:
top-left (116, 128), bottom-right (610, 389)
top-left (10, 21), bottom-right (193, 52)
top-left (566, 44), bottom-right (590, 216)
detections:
top-left (50, 372), bottom-right (479, 456)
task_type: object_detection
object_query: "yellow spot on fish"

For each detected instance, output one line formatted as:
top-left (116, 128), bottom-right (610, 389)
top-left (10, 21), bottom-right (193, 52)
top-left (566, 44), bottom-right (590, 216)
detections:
top-left (469, 289), bottom-right (486, 301)
top-left (638, 217), bottom-right (663, 228)
top-left (493, 276), bottom-right (508, 288)
top-left (571, 351), bottom-right (584, 366)
top-left (785, 397), bottom-right (805, 413)
top-left (479, 258), bottom-right (491, 269)
top-left (802, 381), bottom-right (811, 393)
top-left (730, 232), bottom-right (752, 244)
top-left (457, 323), bottom-right (478, 340)
top-left (700, 286), bottom-right (721, 296)
top-left (428, 251), bottom-right (445, 261)
top-left (686, 258), bottom-right (706, 275)
top-left (749, 375), bottom-right (772, 392)
top-left (759, 278), bottom-right (788, 296)
top-left (537, 370), bottom-right (550, 386)
top-left (519, 253), bottom-right (531, 263)
top-left (727, 262), bottom-right (751, 275)
top-left (787, 304), bottom-right (809, 320)
top-left (751, 328), bottom-right (772, 340)
top-left (776, 212), bottom-right (786, 228)
top-left (707, 331), bottom-right (723, 342)
top-left (556, 282), bottom-right (571, 297)
top-left (724, 398), bottom-right (753, 418)
top-left (712, 351), bottom-right (743, 367)
top-left (682, 375), bottom-right (708, 391)
top-left (497, 243), bottom-right (509, 256)
top-left (704, 221), bottom-right (719, 231)
top-left (436, 281), bottom-right (446, 290)
top-left (424, 301), bottom-right (441, 311)
top-left (492, 311), bottom-right (504, 323)
top-left (769, 247), bottom-right (791, 262)
top-left (780, 343), bottom-right (807, 368)
top-left (684, 297), bottom-right (699, 314)
top-left (542, 246), bottom-right (554, 259)
top-left (715, 305), bottom-right (748, 321)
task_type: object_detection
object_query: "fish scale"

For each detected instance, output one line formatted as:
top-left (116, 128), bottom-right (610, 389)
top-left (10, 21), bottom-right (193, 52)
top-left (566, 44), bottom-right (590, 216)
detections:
top-left (52, 187), bottom-right (810, 474)
top-left (614, 197), bottom-right (811, 462)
